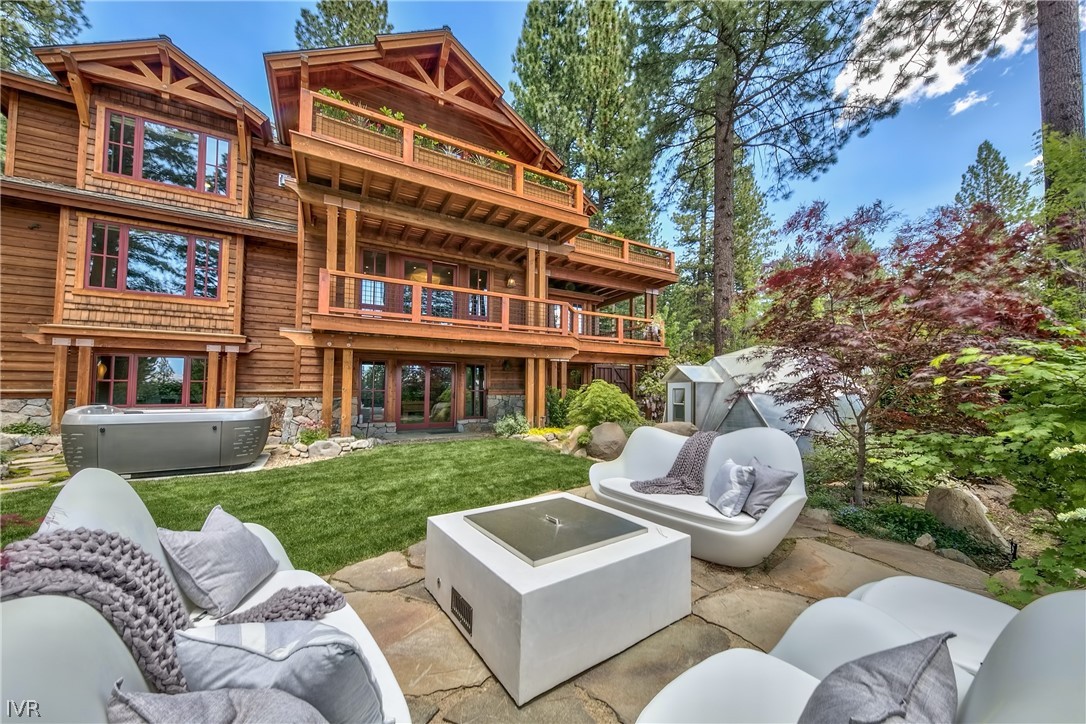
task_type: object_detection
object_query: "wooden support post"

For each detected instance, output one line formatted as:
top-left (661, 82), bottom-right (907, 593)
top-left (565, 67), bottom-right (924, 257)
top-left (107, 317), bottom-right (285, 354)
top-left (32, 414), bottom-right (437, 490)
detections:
top-left (549, 360), bottom-right (558, 392)
top-left (51, 344), bottom-right (69, 433)
top-left (340, 349), bottom-right (354, 436)
top-left (629, 364), bottom-right (637, 396)
top-left (525, 357), bottom-right (536, 426)
top-left (559, 361), bottom-right (568, 397)
top-left (536, 360), bottom-right (546, 426)
top-left (224, 349), bottom-right (238, 408)
top-left (586, 364), bottom-right (594, 384)
top-left (322, 348), bottom-right (335, 433)
top-left (75, 343), bottom-right (93, 407)
top-left (325, 205), bottom-right (339, 272)
top-left (525, 248), bottom-right (536, 327)
top-left (538, 250), bottom-right (548, 300)
top-left (206, 347), bottom-right (221, 408)
top-left (344, 209), bottom-right (358, 308)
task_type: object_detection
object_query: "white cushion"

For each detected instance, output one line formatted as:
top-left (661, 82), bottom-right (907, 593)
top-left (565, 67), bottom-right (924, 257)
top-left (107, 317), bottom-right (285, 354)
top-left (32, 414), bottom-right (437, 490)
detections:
top-left (598, 478), bottom-right (758, 530)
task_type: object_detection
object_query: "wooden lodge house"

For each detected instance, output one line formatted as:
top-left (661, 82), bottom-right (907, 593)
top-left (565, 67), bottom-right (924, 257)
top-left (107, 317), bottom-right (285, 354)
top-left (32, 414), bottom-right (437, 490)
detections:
top-left (0, 30), bottom-right (675, 438)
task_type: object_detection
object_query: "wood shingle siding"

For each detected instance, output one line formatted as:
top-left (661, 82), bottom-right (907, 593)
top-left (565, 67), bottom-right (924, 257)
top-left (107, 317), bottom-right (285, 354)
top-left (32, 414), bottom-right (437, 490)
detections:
top-left (1, 200), bottom-right (60, 395)
top-left (10, 95), bottom-right (80, 186)
top-left (251, 150), bottom-right (296, 223)
top-left (237, 240), bottom-right (298, 393)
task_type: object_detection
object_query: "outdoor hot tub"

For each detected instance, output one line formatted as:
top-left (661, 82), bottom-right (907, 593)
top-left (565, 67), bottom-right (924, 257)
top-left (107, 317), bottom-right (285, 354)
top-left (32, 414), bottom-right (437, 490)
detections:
top-left (61, 404), bottom-right (272, 476)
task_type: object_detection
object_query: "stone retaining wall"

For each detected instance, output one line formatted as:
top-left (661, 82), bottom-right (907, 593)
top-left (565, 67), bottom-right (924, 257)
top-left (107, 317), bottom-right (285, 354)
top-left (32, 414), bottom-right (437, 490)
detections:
top-left (487, 394), bottom-right (525, 422)
top-left (1, 399), bottom-right (53, 428)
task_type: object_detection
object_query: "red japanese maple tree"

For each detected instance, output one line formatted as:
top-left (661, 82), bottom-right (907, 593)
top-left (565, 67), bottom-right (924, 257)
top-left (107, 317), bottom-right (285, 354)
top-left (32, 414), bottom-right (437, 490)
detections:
top-left (756, 202), bottom-right (1050, 505)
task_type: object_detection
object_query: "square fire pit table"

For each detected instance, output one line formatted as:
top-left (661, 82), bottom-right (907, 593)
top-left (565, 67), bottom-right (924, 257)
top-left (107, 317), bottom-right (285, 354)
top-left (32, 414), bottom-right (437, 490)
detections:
top-left (425, 493), bottom-right (690, 705)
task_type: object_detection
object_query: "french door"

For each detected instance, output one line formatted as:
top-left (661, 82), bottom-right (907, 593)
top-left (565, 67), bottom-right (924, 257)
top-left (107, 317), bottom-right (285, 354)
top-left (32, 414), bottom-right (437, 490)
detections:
top-left (399, 363), bottom-right (455, 429)
top-left (403, 259), bottom-right (456, 319)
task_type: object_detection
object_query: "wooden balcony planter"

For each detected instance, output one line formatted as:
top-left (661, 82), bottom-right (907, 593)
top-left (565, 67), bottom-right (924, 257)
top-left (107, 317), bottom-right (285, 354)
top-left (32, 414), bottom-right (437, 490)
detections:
top-left (524, 179), bottom-right (571, 207)
top-left (413, 145), bottom-right (514, 191)
top-left (315, 113), bottom-right (401, 157)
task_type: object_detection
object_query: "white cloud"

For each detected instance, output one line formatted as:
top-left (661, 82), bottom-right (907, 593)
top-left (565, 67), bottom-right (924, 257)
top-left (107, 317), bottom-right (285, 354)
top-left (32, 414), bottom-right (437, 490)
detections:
top-left (1025, 154), bottom-right (1043, 168)
top-left (950, 91), bottom-right (990, 115)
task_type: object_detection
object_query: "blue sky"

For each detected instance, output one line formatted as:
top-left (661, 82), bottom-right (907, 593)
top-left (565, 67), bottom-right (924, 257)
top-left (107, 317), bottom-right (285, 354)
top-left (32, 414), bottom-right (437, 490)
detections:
top-left (74, 1), bottom-right (1084, 247)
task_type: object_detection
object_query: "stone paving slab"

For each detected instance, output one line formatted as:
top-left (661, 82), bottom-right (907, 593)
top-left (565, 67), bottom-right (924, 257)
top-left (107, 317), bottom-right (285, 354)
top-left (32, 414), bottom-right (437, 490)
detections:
top-left (693, 586), bottom-right (811, 652)
top-left (768, 538), bottom-right (899, 599)
top-left (331, 551), bottom-right (422, 592)
top-left (846, 537), bottom-right (992, 594)
top-left (441, 679), bottom-right (608, 724)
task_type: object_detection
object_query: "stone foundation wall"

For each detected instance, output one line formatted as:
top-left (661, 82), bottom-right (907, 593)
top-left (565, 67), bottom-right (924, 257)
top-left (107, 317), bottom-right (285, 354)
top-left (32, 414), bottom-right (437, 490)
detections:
top-left (1, 399), bottom-right (53, 429)
top-left (235, 396), bottom-right (398, 442)
top-left (487, 394), bottom-right (525, 422)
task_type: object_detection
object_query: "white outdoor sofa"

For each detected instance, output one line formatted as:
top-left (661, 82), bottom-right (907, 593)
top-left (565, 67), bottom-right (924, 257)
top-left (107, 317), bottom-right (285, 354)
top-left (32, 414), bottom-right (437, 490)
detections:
top-left (0, 468), bottom-right (411, 724)
top-left (589, 426), bottom-right (806, 567)
top-left (638, 585), bottom-right (1086, 723)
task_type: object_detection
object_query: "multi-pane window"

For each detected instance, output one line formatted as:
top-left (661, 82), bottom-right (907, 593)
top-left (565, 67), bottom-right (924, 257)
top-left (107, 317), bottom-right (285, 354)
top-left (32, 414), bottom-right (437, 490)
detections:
top-left (359, 250), bottom-right (387, 308)
top-left (104, 111), bottom-right (230, 196)
top-left (358, 362), bottom-right (386, 422)
top-left (86, 221), bottom-right (221, 300)
top-left (468, 268), bottom-right (488, 318)
top-left (94, 354), bottom-right (208, 407)
top-left (466, 364), bottom-right (487, 418)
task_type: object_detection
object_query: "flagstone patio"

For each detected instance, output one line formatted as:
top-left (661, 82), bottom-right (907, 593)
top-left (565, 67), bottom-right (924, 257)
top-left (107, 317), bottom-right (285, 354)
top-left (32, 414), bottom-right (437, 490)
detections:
top-left (330, 486), bottom-right (995, 724)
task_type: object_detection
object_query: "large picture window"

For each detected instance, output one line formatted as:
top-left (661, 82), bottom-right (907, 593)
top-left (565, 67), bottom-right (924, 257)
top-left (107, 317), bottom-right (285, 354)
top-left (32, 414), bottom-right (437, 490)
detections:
top-left (105, 111), bottom-right (230, 196)
top-left (358, 362), bottom-right (386, 422)
top-left (94, 354), bottom-right (208, 407)
top-left (86, 221), bottom-right (221, 300)
top-left (466, 364), bottom-right (487, 418)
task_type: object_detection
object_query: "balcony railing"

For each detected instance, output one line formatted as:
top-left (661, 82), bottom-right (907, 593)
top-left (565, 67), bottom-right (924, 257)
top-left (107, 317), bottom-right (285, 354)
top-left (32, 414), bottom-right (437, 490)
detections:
top-left (573, 229), bottom-right (675, 273)
top-left (317, 268), bottom-right (664, 347)
top-left (300, 89), bottom-right (585, 213)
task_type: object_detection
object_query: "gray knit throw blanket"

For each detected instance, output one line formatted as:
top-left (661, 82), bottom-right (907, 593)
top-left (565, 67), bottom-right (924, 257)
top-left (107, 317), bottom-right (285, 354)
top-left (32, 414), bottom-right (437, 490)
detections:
top-left (1, 528), bottom-right (346, 695)
top-left (1, 527), bottom-right (191, 694)
top-left (631, 431), bottom-right (719, 495)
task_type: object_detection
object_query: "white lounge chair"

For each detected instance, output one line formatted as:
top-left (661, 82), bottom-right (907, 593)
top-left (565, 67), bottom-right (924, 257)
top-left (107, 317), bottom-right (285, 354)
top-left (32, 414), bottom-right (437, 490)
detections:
top-left (589, 427), bottom-right (806, 567)
top-left (0, 468), bottom-right (411, 724)
top-left (638, 589), bottom-right (1086, 723)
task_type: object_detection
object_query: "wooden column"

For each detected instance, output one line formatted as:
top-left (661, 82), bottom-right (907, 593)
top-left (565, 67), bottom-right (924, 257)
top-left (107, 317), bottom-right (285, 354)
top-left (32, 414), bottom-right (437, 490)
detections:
top-left (549, 360), bottom-right (558, 391)
top-left (629, 364), bottom-right (637, 395)
top-left (386, 358), bottom-right (398, 424)
top-left (536, 360), bottom-right (546, 426)
top-left (525, 357), bottom-right (536, 425)
top-left (205, 347), bottom-right (221, 408)
top-left (223, 348), bottom-right (238, 408)
top-left (559, 361), bottom-right (568, 397)
top-left (525, 248), bottom-right (537, 327)
top-left (75, 342), bottom-right (93, 407)
top-left (586, 364), bottom-right (594, 384)
top-left (454, 363), bottom-right (466, 422)
top-left (344, 209), bottom-right (358, 308)
top-left (322, 348), bottom-right (335, 433)
top-left (340, 348), bottom-right (354, 436)
top-left (537, 249), bottom-right (548, 300)
top-left (325, 206), bottom-right (340, 272)
top-left (50, 343), bottom-right (70, 433)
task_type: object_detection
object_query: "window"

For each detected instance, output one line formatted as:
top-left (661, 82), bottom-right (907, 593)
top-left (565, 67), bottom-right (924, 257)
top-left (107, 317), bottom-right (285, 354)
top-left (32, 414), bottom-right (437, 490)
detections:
top-left (669, 383), bottom-right (691, 423)
top-left (86, 221), bottom-right (221, 300)
top-left (358, 250), bottom-right (387, 308)
top-left (466, 364), bottom-right (487, 418)
top-left (104, 111), bottom-right (230, 196)
top-left (468, 268), bottom-right (489, 318)
top-left (94, 354), bottom-right (207, 407)
top-left (358, 362), bottom-right (386, 422)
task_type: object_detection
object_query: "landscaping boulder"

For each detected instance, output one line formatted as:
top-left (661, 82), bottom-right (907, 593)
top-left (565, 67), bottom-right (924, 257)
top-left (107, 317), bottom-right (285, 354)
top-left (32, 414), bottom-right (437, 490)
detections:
top-left (351, 438), bottom-right (374, 451)
top-left (914, 533), bottom-right (937, 551)
top-left (925, 486), bottom-right (1011, 554)
top-left (573, 449), bottom-right (588, 459)
top-left (935, 548), bottom-right (978, 568)
top-left (992, 569), bottom-right (1021, 590)
top-left (803, 508), bottom-right (834, 525)
top-left (307, 440), bottom-right (341, 459)
top-left (655, 421), bottom-right (698, 437)
top-left (587, 423), bottom-right (627, 461)
top-left (523, 434), bottom-right (547, 443)
top-left (560, 425), bottom-right (587, 455)
top-left (291, 442), bottom-right (308, 453)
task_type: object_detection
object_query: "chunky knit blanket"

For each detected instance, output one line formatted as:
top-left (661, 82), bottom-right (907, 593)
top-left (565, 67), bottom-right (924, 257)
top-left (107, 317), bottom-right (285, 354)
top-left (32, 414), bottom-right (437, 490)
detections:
top-left (1, 528), bottom-right (191, 693)
top-left (1, 528), bottom-right (347, 695)
top-left (631, 431), bottom-right (719, 495)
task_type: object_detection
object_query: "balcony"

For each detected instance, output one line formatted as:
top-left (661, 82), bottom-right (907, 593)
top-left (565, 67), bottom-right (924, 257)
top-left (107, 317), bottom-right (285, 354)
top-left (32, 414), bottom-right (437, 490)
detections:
top-left (573, 230), bottom-right (675, 273)
top-left (312, 268), bottom-right (666, 357)
top-left (292, 89), bottom-right (590, 244)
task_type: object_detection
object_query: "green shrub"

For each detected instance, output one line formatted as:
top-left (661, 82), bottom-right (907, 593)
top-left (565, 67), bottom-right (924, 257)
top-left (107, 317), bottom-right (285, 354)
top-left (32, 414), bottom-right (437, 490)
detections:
top-left (298, 426), bottom-right (328, 446)
top-left (494, 413), bottom-right (529, 438)
top-left (805, 435), bottom-right (928, 495)
top-left (566, 380), bottom-right (642, 430)
top-left (805, 486), bottom-right (849, 512)
top-left (545, 387), bottom-right (578, 427)
top-left (2, 421), bottom-right (49, 436)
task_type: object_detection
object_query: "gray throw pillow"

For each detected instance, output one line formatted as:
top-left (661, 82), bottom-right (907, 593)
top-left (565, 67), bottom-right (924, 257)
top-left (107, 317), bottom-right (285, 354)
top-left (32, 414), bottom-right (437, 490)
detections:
top-left (176, 621), bottom-right (387, 724)
top-left (158, 506), bottom-right (278, 616)
top-left (107, 679), bottom-right (327, 723)
top-left (797, 633), bottom-right (958, 724)
top-left (741, 457), bottom-right (799, 520)
top-left (704, 459), bottom-right (756, 517)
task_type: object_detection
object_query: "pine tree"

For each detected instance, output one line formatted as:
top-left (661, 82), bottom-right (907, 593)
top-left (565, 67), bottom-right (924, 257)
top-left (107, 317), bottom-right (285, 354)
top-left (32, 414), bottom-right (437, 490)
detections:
top-left (0, 0), bottom-right (88, 77)
top-left (956, 141), bottom-right (1035, 222)
top-left (511, 0), bottom-right (655, 241)
top-left (636, 1), bottom-right (892, 354)
top-left (295, 0), bottom-right (392, 49)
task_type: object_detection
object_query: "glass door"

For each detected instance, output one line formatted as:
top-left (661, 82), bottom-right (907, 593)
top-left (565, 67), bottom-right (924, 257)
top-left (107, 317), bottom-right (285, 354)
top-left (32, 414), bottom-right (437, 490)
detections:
top-left (402, 259), bottom-right (457, 319)
top-left (398, 363), bottom-right (456, 429)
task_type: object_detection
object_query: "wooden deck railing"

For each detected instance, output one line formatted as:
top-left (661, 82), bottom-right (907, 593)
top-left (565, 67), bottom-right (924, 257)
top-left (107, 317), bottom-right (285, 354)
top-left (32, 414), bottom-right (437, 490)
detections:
top-left (573, 229), bottom-right (675, 273)
top-left (318, 268), bottom-right (664, 347)
top-left (300, 89), bottom-right (585, 213)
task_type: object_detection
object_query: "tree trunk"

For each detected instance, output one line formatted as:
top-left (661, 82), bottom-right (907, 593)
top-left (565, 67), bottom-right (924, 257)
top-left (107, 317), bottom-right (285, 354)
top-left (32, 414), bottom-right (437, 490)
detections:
top-left (712, 90), bottom-right (737, 355)
top-left (854, 426), bottom-right (867, 506)
top-left (1036, 0), bottom-right (1085, 139)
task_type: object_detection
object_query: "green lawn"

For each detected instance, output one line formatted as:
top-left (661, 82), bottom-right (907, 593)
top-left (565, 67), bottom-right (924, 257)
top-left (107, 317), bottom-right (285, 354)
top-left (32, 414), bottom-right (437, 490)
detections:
top-left (0, 439), bottom-right (593, 575)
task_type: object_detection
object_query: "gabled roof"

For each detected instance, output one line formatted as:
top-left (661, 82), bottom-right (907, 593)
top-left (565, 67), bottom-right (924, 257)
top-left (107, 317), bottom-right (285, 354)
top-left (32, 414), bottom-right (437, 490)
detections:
top-left (264, 28), bottom-right (563, 171)
top-left (33, 36), bottom-right (271, 139)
